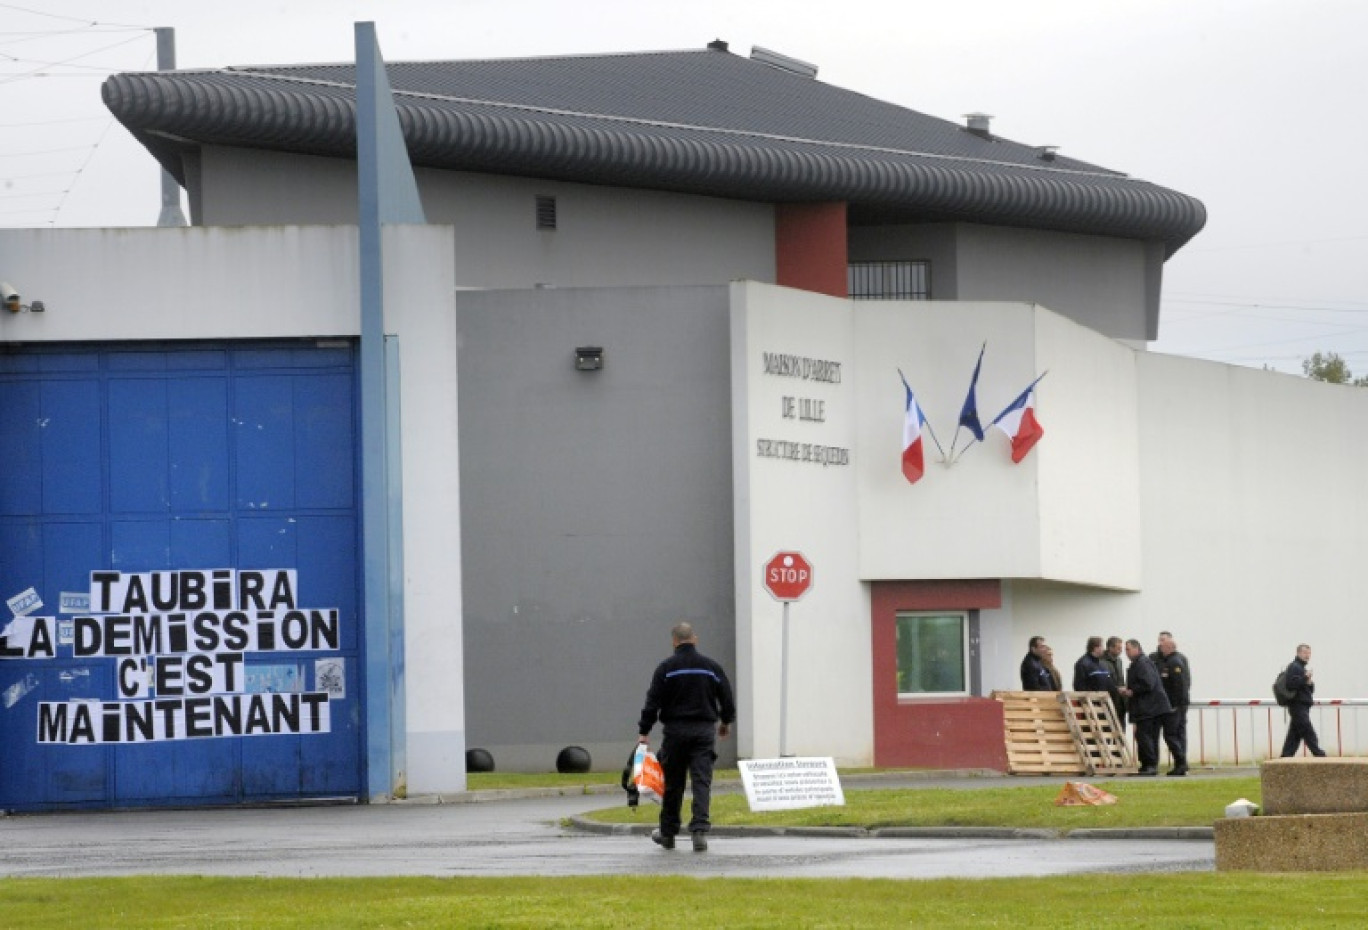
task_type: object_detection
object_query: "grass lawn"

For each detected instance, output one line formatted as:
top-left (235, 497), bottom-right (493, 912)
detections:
top-left (465, 767), bottom-right (889, 791)
top-left (583, 777), bottom-right (1263, 830)
top-left (3, 874), bottom-right (1367, 928)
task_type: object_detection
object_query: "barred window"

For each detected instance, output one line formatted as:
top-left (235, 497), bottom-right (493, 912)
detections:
top-left (848, 260), bottom-right (930, 300)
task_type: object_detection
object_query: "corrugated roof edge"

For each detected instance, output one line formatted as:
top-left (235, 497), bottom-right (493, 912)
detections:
top-left (102, 68), bottom-right (1206, 254)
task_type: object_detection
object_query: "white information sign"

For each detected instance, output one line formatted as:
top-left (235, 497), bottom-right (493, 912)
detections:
top-left (738, 757), bottom-right (845, 812)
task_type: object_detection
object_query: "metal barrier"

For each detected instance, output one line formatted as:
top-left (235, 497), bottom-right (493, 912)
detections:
top-left (1176, 700), bottom-right (1368, 766)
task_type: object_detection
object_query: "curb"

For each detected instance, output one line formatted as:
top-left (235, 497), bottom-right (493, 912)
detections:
top-left (565, 815), bottom-right (1215, 841)
top-left (1067, 826), bottom-right (1214, 840)
top-left (402, 768), bottom-right (1004, 805)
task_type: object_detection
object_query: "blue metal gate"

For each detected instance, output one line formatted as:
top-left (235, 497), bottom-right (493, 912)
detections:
top-left (0, 341), bottom-right (362, 811)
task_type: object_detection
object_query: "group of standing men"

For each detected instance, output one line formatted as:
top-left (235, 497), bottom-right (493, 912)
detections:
top-left (1021, 633), bottom-right (1190, 776)
top-left (1023, 635), bottom-right (1330, 773)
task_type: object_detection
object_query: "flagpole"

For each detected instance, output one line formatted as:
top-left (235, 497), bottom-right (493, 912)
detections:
top-left (923, 419), bottom-right (948, 462)
top-left (898, 368), bottom-right (947, 462)
top-left (951, 342), bottom-right (987, 463)
top-left (951, 438), bottom-right (981, 465)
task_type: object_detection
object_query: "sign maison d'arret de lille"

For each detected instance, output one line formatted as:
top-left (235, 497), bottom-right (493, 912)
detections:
top-left (755, 351), bottom-right (850, 469)
top-left (1, 568), bottom-right (344, 746)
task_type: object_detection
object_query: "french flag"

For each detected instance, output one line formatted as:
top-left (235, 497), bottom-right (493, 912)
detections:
top-left (991, 377), bottom-right (1045, 464)
top-left (900, 374), bottom-right (928, 484)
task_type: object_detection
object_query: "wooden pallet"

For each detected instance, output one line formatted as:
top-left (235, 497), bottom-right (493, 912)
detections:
top-left (1060, 692), bottom-right (1137, 776)
top-left (993, 690), bottom-right (1086, 775)
top-left (993, 690), bottom-right (1137, 776)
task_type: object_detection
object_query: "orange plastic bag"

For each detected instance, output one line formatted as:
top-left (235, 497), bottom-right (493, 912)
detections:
top-left (632, 744), bottom-right (665, 804)
top-left (1053, 781), bottom-right (1117, 806)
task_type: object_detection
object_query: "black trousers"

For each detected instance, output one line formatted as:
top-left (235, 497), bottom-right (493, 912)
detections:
top-left (1134, 715), bottom-right (1161, 770)
top-left (658, 721), bottom-right (718, 836)
top-left (1161, 707), bottom-right (1187, 766)
top-left (1281, 704), bottom-right (1326, 757)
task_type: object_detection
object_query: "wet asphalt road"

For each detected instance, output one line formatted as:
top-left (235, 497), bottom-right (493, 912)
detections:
top-left (0, 773), bottom-right (1223, 879)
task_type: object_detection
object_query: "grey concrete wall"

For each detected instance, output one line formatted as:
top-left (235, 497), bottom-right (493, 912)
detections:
top-left (848, 223), bottom-right (959, 298)
top-left (196, 146), bottom-right (777, 291)
top-left (456, 286), bottom-right (737, 772)
top-left (953, 224), bottom-right (1153, 341)
top-left (848, 222), bottom-right (1157, 341)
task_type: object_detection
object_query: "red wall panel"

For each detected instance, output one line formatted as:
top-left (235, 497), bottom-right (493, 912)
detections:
top-left (870, 579), bottom-right (1009, 771)
top-left (774, 202), bottom-right (848, 298)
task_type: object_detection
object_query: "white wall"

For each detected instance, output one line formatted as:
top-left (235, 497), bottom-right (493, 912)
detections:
top-left (0, 225), bottom-right (466, 794)
top-left (734, 281), bottom-right (1368, 765)
top-left (731, 282), bottom-right (870, 762)
top-left (380, 226), bottom-right (465, 794)
top-left (852, 300), bottom-right (1142, 590)
top-left (1000, 355), bottom-right (1368, 709)
top-left (0, 226), bottom-right (357, 340)
top-left (196, 146), bottom-right (777, 291)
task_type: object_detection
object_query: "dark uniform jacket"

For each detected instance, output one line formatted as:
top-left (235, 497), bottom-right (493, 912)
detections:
top-left (1125, 653), bottom-right (1173, 721)
top-left (1072, 653), bottom-right (1117, 697)
top-left (1100, 652), bottom-right (1127, 711)
top-left (638, 643), bottom-right (736, 735)
top-left (1150, 649), bottom-right (1191, 709)
top-left (1019, 652), bottom-right (1054, 691)
top-left (1284, 657), bottom-right (1315, 707)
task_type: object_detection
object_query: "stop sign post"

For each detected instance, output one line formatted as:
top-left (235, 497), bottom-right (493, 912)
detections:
top-left (762, 551), bottom-right (812, 756)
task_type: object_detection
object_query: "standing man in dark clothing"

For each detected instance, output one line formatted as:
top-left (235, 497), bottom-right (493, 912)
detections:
top-left (1101, 636), bottom-right (1127, 729)
top-left (1151, 631), bottom-right (1191, 776)
top-left (1281, 644), bottom-right (1328, 758)
top-left (1019, 635), bottom-right (1053, 691)
top-left (1119, 639), bottom-right (1172, 776)
top-left (1072, 636), bottom-right (1117, 701)
top-left (637, 622), bottom-right (736, 852)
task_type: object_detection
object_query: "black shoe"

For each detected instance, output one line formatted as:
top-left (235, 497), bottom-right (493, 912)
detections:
top-left (651, 830), bottom-right (675, 850)
top-left (1135, 767), bottom-right (1157, 777)
top-left (691, 832), bottom-right (708, 852)
top-left (1312, 750), bottom-right (1328, 757)
top-left (1168, 765), bottom-right (1188, 777)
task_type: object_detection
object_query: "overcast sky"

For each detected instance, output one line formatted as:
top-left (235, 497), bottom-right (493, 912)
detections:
top-left (2, 0), bottom-right (1365, 375)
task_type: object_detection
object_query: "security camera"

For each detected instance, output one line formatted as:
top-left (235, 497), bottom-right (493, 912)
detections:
top-left (0, 282), bottom-right (18, 313)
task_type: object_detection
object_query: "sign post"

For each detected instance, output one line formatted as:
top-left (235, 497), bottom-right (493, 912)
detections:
top-left (762, 551), bottom-right (813, 757)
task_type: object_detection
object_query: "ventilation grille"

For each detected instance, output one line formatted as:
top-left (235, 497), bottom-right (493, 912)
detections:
top-left (535, 195), bottom-right (557, 230)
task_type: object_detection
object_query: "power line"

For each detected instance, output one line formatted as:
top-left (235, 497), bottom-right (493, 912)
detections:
top-left (1, 51), bottom-right (148, 74)
top-left (0, 31), bottom-right (149, 85)
top-left (0, 144), bottom-right (96, 157)
top-left (1180, 234), bottom-right (1368, 254)
top-left (0, 115), bottom-right (105, 128)
top-left (0, 2), bottom-right (151, 30)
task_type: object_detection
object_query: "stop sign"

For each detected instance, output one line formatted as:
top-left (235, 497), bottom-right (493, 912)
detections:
top-left (763, 551), bottom-right (813, 602)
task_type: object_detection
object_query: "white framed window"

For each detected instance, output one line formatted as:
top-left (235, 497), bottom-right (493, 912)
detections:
top-left (895, 611), bottom-right (968, 696)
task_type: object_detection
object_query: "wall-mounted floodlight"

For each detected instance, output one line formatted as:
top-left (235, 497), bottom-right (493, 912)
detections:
top-left (1, 282), bottom-right (42, 314)
top-left (574, 346), bottom-right (604, 371)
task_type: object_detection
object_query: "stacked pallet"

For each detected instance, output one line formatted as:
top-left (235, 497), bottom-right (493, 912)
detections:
top-left (1060, 692), bottom-right (1137, 776)
top-left (992, 691), bottom-right (1136, 776)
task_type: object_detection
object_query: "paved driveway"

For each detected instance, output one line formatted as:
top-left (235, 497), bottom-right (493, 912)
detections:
top-left (0, 788), bottom-right (1215, 879)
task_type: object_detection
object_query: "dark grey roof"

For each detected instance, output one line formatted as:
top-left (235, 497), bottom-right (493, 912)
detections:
top-left (102, 47), bottom-right (1205, 254)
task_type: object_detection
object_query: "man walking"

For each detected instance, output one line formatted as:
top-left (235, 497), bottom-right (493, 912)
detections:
top-left (1019, 636), bottom-right (1053, 691)
top-left (1280, 644), bottom-right (1328, 758)
top-left (1151, 631), bottom-right (1190, 776)
top-left (637, 622), bottom-right (736, 852)
top-left (1101, 636), bottom-right (1127, 729)
top-left (1119, 639), bottom-right (1172, 776)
